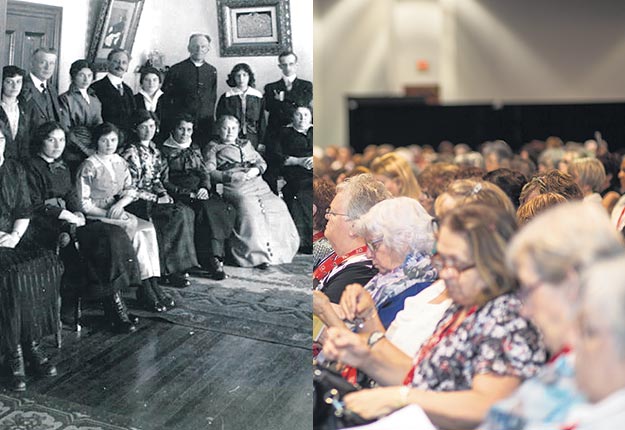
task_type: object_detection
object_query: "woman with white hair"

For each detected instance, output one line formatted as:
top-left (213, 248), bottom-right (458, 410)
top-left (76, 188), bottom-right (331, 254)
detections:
top-left (567, 254), bottom-right (625, 429)
top-left (314, 197), bottom-right (437, 331)
top-left (568, 157), bottom-right (606, 205)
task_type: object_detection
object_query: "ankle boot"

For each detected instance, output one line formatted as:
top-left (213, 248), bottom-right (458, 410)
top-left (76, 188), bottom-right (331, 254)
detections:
top-left (105, 291), bottom-right (138, 333)
top-left (136, 280), bottom-right (165, 313)
top-left (151, 278), bottom-right (175, 309)
top-left (7, 345), bottom-right (26, 391)
top-left (25, 341), bottom-right (57, 377)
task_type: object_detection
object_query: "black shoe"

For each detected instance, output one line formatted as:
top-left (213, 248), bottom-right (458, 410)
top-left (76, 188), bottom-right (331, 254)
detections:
top-left (137, 282), bottom-right (166, 313)
top-left (254, 262), bottom-right (270, 270)
top-left (104, 291), bottom-right (138, 333)
top-left (167, 272), bottom-right (191, 288)
top-left (151, 279), bottom-right (175, 309)
top-left (7, 345), bottom-right (26, 391)
top-left (206, 257), bottom-right (227, 280)
top-left (25, 341), bottom-right (57, 377)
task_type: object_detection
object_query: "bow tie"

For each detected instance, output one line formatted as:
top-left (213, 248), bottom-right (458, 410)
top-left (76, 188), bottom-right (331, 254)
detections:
top-left (48, 160), bottom-right (67, 172)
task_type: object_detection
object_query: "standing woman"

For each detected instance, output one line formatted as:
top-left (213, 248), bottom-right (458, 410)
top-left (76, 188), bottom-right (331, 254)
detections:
top-left (215, 63), bottom-right (266, 149)
top-left (0, 126), bottom-right (62, 391)
top-left (76, 122), bottom-right (164, 312)
top-left (160, 113), bottom-right (234, 279)
top-left (58, 60), bottom-right (102, 175)
top-left (270, 105), bottom-right (313, 253)
top-left (134, 67), bottom-right (164, 141)
top-left (204, 115), bottom-right (299, 268)
top-left (25, 122), bottom-right (140, 333)
top-left (122, 109), bottom-right (197, 294)
top-left (0, 66), bottom-right (30, 160)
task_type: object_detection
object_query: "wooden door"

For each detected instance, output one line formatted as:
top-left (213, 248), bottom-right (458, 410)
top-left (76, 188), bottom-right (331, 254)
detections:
top-left (4, 1), bottom-right (62, 88)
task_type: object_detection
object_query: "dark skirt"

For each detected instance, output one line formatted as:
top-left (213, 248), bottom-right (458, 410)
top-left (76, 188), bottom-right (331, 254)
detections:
top-left (282, 176), bottom-right (313, 253)
top-left (0, 241), bottom-right (63, 350)
top-left (131, 201), bottom-right (199, 275)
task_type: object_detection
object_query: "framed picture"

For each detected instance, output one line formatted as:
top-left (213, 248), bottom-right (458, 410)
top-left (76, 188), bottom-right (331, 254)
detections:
top-left (88, 0), bottom-right (145, 71)
top-left (216, 0), bottom-right (292, 57)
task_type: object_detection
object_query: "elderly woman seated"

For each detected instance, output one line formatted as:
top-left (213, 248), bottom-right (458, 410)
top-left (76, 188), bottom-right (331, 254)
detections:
top-left (478, 201), bottom-right (624, 430)
top-left (566, 254), bottom-right (625, 429)
top-left (314, 197), bottom-right (437, 333)
top-left (323, 204), bottom-right (546, 430)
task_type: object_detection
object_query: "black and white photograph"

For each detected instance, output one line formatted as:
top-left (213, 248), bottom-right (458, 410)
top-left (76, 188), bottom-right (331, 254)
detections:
top-left (0, 0), bottom-right (312, 429)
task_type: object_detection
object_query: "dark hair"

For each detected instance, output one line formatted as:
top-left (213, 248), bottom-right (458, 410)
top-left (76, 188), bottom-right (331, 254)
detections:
top-left (2, 65), bottom-right (25, 80)
top-left (107, 48), bottom-right (130, 61)
top-left (132, 109), bottom-right (159, 130)
top-left (92, 122), bottom-right (120, 148)
top-left (313, 176), bottom-right (336, 232)
top-left (139, 66), bottom-right (162, 85)
top-left (278, 51), bottom-right (297, 62)
top-left (483, 168), bottom-right (528, 209)
top-left (188, 33), bottom-right (211, 44)
top-left (32, 121), bottom-right (65, 151)
top-left (519, 170), bottom-right (584, 206)
top-left (225, 63), bottom-right (256, 88)
top-left (171, 113), bottom-right (195, 129)
top-left (69, 59), bottom-right (94, 80)
top-left (598, 152), bottom-right (622, 193)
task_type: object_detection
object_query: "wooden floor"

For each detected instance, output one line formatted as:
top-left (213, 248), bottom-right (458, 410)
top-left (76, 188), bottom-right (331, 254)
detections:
top-left (12, 317), bottom-right (311, 430)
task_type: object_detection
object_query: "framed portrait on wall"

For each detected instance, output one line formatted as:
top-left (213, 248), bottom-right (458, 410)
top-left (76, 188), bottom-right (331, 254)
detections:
top-left (88, 0), bottom-right (145, 71)
top-left (216, 0), bottom-right (292, 57)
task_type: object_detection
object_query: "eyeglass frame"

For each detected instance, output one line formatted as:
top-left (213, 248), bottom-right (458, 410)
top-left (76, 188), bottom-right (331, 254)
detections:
top-left (325, 208), bottom-right (350, 218)
top-left (431, 252), bottom-right (476, 277)
top-left (365, 237), bottom-right (384, 254)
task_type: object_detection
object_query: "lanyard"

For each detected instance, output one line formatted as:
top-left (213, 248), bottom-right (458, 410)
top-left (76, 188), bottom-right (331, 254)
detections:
top-left (313, 246), bottom-right (367, 286)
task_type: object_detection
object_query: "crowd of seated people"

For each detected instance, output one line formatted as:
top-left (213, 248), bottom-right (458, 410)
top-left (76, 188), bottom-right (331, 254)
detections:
top-left (0, 37), bottom-right (312, 391)
top-left (313, 135), bottom-right (625, 429)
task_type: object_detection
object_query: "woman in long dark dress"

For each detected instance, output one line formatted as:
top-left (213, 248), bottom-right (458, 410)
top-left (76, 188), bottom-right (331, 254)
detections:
top-left (123, 109), bottom-right (198, 294)
top-left (0, 65), bottom-right (30, 160)
top-left (203, 115), bottom-right (299, 268)
top-left (160, 113), bottom-right (234, 279)
top-left (215, 63), bottom-right (266, 150)
top-left (271, 105), bottom-right (313, 253)
top-left (0, 126), bottom-right (62, 391)
top-left (25, 122), bottom-right (140, 334)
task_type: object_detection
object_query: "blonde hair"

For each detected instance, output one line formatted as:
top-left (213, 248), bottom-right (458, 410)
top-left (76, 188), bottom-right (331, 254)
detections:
top-left (569, 157), bottom-right (606, 193)
top-left (370, 152), bottom-right (421, 199)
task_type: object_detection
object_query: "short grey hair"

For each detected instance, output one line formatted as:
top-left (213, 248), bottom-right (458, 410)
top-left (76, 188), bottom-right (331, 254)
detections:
top-left (355, 197), bottom-right (435, 257)
top-left (336, 174), bottom-right (392, 220)
top-left (507, 201), bottom-right (624, 284)
top-left (581, 254), bottom-right (625, 359)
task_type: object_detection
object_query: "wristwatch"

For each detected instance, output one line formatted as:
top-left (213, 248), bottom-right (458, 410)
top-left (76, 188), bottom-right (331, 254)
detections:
top-left (367, 331), bottom-right (385, 348)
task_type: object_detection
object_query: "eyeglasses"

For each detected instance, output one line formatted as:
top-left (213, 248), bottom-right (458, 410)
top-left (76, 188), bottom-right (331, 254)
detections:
top-left (431, 252), bottom-right (476, 277)
top-left (366, 238), bottom-right (383, 253)
top-left (325, 208), bottom-right (349, 218)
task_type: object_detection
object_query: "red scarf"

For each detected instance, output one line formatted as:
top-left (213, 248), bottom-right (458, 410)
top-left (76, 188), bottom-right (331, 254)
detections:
top-left (403, 305), bottom-right (477, 385)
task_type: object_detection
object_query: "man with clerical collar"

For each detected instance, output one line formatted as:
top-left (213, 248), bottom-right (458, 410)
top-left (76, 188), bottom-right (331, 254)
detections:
top-left (90, 49), bottom-right (136, 137)
top-left (161, 33), bottom-right (217, 145)
top-left (262, 51), bottom-right (313, 193)
top-left (20, 48), bottom-right (64, 130)
top-left (313, 174), bottom-right (391, 303)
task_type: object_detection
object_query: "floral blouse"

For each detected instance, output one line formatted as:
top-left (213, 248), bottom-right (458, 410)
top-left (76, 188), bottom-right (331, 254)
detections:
top-left (122, 141), bottom-right (167, 202)
top-left (203, 138), bottom-right (267, 184)
top-left (409, 293), bottom-right (546, 391)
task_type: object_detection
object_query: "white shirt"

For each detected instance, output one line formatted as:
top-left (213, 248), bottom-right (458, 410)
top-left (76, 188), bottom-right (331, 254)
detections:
top-left (106, 73), bottom-right (124, 89)
top-left (567, 388), bottom-right (625, 430)
top-left (30, 73), bottom-right (47, 93)
top-left (138, 89), bottom-right (164, 112)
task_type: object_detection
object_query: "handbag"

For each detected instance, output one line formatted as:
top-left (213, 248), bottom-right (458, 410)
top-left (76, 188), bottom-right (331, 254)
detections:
top-left (313, 361), bottom-right (374, 430)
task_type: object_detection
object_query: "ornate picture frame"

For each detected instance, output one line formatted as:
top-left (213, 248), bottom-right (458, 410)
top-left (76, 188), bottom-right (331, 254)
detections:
top-left (88, 0), bottom-right (145, 71)
top-left (216, 0), bottom-right (292, 57)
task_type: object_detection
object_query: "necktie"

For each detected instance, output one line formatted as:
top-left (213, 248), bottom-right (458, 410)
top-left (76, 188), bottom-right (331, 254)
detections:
top-left (117, 83), bottom-right (124, 96)
top-left (40, 83), bottom-right (47, 94)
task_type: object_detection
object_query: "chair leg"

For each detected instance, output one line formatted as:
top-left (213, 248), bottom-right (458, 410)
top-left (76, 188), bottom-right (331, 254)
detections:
top-left (56, 295), bottom-right (62, 349)
top-left (75, 296), bottom-right (82, 332)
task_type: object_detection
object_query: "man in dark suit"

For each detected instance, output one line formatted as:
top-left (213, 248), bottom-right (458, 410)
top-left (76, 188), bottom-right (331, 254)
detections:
top-left (20, 48), bottom-right (64, 132)
top-left (161, 34), bottom-right (217, 145)
top-left (90, 49), bottom-right (136, 139)
top-left (263, 51), bottom-right (313, 193)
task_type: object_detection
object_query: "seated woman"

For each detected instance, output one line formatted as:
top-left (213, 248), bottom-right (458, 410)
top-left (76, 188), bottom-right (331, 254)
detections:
top-left (370, 152), bottom-right (421, 200)
top-left (312, 175), bottom-right (336, 270)
top-left (25, 122), bottom-right (140, 333)
top-left (0, 65), bottom-right (30, 160)
top-left (122, 109), bottom-right (198, 294)
top-left (568, 157), bottom-right (607, 205)
top-left (323, 204), bottom-right (546, 430)
top-left (203, 115), bottom-right (299, 268)
top-left (0, 125), bottom-right (62, 391)
top-left (58, 59), bottom-right (102, 175)
top-left (270, 105), bottom-right (313, 253)
top-left (215, 63), bottom-right (265, 149)
top-left (314, 197), bottom-right (437, 331)
top-left (76, 122), bottom-right (164, 312)
top-left (160, 113), bottom-right (234, 279)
